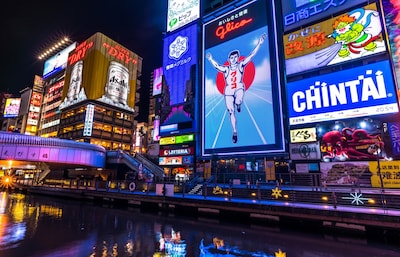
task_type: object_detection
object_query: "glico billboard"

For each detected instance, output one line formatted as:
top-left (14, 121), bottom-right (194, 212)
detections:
top-left (281, 0), bottom-right (368, 32)
top-left (287, 59), bottom-right (399, 125)
top-left (59, 32), bottom-right (141, 112)
top-left (284, 3), bottom-right (386, 76)
top-left (160, 23), bottom-right (197, 135)
top-left (202, 0), bottom-right (285, 157)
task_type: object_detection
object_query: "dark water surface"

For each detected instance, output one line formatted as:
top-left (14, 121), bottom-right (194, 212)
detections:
top-left (1, 191), bottom-right (399, 257)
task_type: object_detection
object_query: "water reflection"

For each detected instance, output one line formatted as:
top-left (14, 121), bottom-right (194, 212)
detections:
top-left (0, 191), bottom-right (399, 257)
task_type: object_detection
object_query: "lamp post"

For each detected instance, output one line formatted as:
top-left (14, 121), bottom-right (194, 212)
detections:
top-left (376, 122), bottom-right (387, 210)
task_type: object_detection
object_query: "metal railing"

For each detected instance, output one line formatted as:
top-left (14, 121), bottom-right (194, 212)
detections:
top-left (14, 173), bottom-right (400, 212)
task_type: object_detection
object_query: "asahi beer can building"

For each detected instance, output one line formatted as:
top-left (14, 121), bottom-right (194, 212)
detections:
top-left (105, 61), bottom-right (130, 105)
top-left (67, 60), bottom-right (83, 102)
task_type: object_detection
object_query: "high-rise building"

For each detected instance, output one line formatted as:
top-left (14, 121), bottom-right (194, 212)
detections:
top-left (56, 32), bottom-right (143, 153)
top-left (37, 42), bottom-right (77, 138)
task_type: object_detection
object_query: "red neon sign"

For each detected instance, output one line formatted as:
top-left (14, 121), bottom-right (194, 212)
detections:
top-left (68, 40), bottom-right (94, 65)
top-left (215, 18), bottom-right (253, 40)
top-left (102, 43), bottom-right (137, 65)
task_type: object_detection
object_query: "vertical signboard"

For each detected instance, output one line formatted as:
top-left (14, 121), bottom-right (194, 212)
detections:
top-left (60, 33), bottom-right (140, 112)
top-left (152, 67), bottom-right (163, 96)
top-left (161, 24), bottom-right (197, 133)
top-left (83, 104), bottom-right (94, 136)
top-left (202, 0), bottom-right (285, 156)
top-left (27, 92), bottom-right (42, 126)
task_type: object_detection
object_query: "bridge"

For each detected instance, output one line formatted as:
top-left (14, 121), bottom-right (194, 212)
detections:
top-left (0, 131), bottom-right (164, 180)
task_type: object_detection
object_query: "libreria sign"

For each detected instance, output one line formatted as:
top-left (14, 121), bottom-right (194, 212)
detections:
top-left (287, 59), bottom-right (399, 125)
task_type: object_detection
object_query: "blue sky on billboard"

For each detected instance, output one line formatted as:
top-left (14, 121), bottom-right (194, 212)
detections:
top-left (42, 42), bottom-right (77, 79)
top-left (202, 0), bottom-right (285, 156)
top-left (287, 60), bottom-right (399, 125)
top-left (1, 1), bottom-right (167, 104)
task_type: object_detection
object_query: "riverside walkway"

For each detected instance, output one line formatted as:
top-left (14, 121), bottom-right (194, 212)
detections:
top-left (17, 179), bottom-right (400, 233)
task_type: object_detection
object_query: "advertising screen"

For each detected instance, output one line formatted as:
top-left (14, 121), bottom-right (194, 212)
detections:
top-left (163, 24), bottom-right (197, 106)
top-left (287, 60), bottom-right (399, 125)
top-left (3, 98), bottom-right (21, 118)
top-left (321, 160), bottom-right (400, 189)
top-left (153, 118), bottom-right (161, 141)
top-left (202, 0), bottom-right (285, 156)
top-left (284, 3), bottom-right (385, 76)
top-left (167, 0), bottom-right (200, 32)
top-left (382, 0), bottom-right (400, 89)
top-left (60, 33), bottom-right (140, 112)
top-left (388, 121), bottom-right (400, 156)
top-left (289, 142), bottom-right (321, 160)
top-left (281, 0), bottom-right (368, 32)
top-left (152, 67), bottom-right (163, 96)
top-left (161, 24), bottom-right (197, 133)
top-left (42, 43), bottom-right (77, 79)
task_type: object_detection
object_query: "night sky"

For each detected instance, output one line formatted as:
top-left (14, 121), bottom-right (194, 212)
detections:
top-left (0, 0), bottom-right (167, 121)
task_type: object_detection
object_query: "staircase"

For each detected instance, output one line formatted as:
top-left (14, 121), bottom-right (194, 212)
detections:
top-left (188, 184), bottom-right (203, 195)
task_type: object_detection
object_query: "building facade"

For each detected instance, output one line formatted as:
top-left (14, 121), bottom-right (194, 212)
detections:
top-left (56, 32), bottom-right (143, 153)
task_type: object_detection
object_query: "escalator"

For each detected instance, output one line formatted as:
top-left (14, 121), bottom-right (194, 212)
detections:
top-left (134, 152), bottom-right (164, 178)
top-left (106, 150), bottom-right (164, 180)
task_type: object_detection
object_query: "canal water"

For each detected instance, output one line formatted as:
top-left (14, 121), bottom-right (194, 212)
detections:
top-left (1, 191), bottom-right (399, 257)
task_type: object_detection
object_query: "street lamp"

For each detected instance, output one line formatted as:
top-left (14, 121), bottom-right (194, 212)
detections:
top-left (375, 122), bottom-right (387, 210)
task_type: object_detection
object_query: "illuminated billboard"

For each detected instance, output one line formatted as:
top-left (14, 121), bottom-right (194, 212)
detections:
top-left (3, 98), bottom-right (21, 118)
top-left (46, 80), bottom-right (64, 103)
top-left (153, 118), bottom-right (161, 141)
top-left (159, 134), bottom-right (194, 145)
top-left (281, 0), bottom-right (368, 32)
top-left (289, 142), bottom-right (321, 161)
top-left (167, 0), bottom-right (200, 32)
top-left (202, 0), bottom-right (285, 156)
top-left (163, 24), bottom-right (197, 106)
top-left (43, 43), bottom-right (77, 79)
top-left (152, 67), bottom-right (163, 96)
top-left (388, 121), bottom-right (400, 156)
top-left (60, 33), bottom-right (141, 112)
top-left (290, 127), bottom-right (317, 143)
top-left (284, 3), bottom-right (386, 76)
top-left (318, 118), bottom-right (393, 162)
top-left (287, 60), bottom-right (399, 125)
top-left (161, 24), bottom-right (197, 133)
top-left (382, 0), bottom-right (400, 88)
